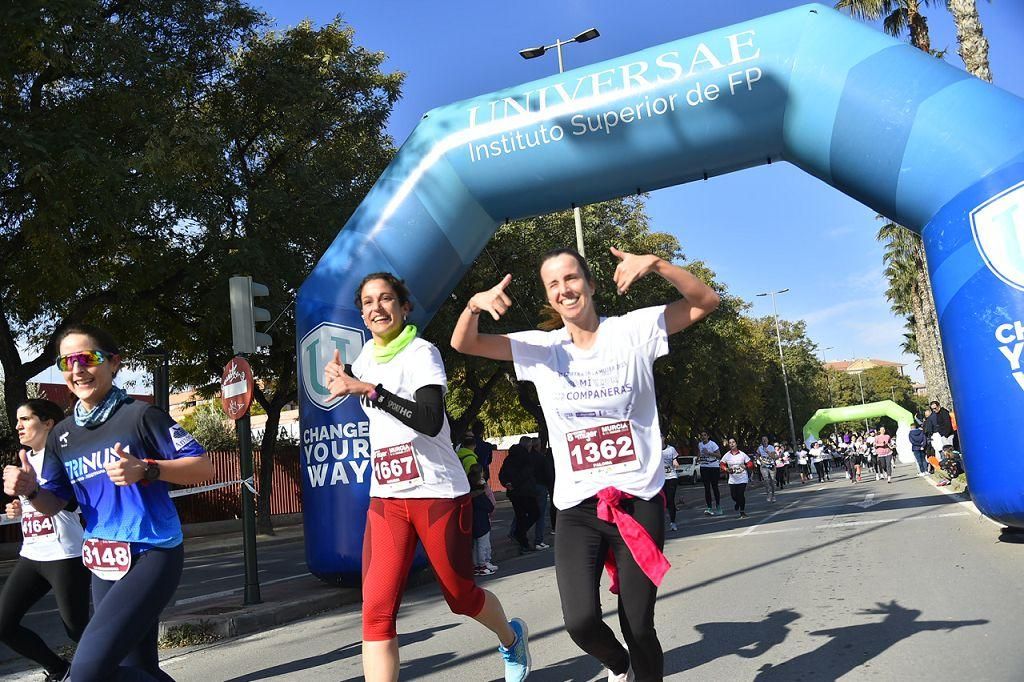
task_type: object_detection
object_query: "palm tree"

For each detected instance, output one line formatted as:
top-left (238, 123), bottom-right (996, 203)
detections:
top-left (946, 0), bottom-right (992, 82)
top-left (836, 0), bottom-right (954, 409)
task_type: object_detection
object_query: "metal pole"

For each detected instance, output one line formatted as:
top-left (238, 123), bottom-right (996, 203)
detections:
top-left (770, 292), bottom-right (799, 449)
top-left (554, 38), bottom-right (586, 256)
top-left (236, 393), bottom-right (261, 605)
top-left (820, 347), bottom-right (833, 408)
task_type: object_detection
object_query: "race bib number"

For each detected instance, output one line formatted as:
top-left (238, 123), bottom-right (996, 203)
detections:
top-left (21, 512), bottom-right (55, 542)
top-left (566, 421), bottom-right (641, 480)
top-left (82, 539), bottom-right (132, 581)
top-left (372, 443), bottom-right (424, 491)
top-left (730, 464), bottom-right (746, 475)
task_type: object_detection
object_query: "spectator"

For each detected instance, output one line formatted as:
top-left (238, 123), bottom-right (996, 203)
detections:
top-left (936, 445), bottom-right (964, 486)
top-left (909, 420), bottom-right (928, 475)
top-left (471, 462), bottom-right (498, 576)
top-left (926, 401), bottom-right (955, 456)
top-left (529, 438), bottom-right (551, 550)
top-left (472, 420), bottom-right (494, 481)
top-left (456, 432), bottom-right (481, 479)
top-left (499, 444), bottom-right (539, 553)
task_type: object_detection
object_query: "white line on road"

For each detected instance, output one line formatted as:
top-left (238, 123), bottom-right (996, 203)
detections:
top-left (174, 573), bottom-right (308, 606)
top-left (853, 492), bottom-right (877, 509)
top-left (817, 511), bottom-right (970, 529)
top-left (740, 500), bottom-right (800, 537)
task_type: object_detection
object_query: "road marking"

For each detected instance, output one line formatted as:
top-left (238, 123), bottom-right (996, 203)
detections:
top-left (672, 510), bottom-right (972, 542)
top-left (739, 500), bottom-right (800, 537)
top-left (817, 511), bottom-right (970, 529)
top-left (174, 573), bottom-right (308, 606)
top-left (919, 474), bottom-right (1004, 529)
top-left (853, 492), bottom-right (877, 509)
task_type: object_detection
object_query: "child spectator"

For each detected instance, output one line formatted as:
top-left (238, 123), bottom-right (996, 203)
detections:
top-left (937, 445), bottom-right (964, 486)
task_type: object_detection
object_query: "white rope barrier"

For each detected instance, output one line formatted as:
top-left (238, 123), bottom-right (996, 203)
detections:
top-left (1, 476), bottom-right (258, 526)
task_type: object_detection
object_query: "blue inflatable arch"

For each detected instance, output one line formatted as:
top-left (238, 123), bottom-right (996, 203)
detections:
top-left (297, 3), bottom-right (1024, 580)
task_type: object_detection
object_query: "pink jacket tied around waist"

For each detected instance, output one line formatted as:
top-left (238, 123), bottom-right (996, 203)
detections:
top-left (596, 487), bottom-right (671, 594)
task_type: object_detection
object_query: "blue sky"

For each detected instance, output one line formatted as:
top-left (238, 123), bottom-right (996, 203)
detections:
top-left (28, 0), bottom-right (1022, 388)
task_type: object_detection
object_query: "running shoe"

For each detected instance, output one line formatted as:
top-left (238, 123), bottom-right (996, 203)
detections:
top-left (607, 664), bottom-right (635, 681)
top-left (739, 512), bottom-right (748, 519)
top-left (703, 507), bottom-right (713, 516)
top-left (486, 562), bottom-right (499, 572)
top-left (535, 542), bottom-right (550, 550)
top-left (669, 522), bottom-right (678, 531)
top-left (499, 617), bottom-right (531, 682)
top-left (715, 507), bottom-right (724, 516)
top-left (876, 473), bottom-right (881, 481)
top-left (475, 565), bottom-right (496, 576)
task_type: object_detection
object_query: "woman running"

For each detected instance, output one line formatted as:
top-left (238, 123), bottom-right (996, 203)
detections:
top-left (0, 399), bottom-right (89, 682)
top-left (720, 439), bottom-right (752, 519)
top-left (452, 246), bottom-right (719, 682)
top-left (755, 445), bottom-right (775, 504)
top-left (874, 426), bottom-right (894, 483)
top-left (696, 432), bottom-right (722, 516)
top-left (660, 438), bottom-right (681, 532)
top-left (323, 272), bottom-right (529, 682)
top-left (3, 324), bottom-right (213, 681)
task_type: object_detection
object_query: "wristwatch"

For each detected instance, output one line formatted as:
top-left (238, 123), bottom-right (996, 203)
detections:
top-left (142, 459), bottom-right (161, 483)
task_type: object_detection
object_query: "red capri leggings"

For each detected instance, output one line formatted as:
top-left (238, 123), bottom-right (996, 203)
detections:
top-left (362, 494), bottom-right (485, 641)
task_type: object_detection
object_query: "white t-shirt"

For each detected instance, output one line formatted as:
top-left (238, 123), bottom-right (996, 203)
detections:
top-left (351, 337), bottom-right (469, 499)
top-left (810, 446), bottom-right (824, 463)
top-left (509, 306), bottom-right (669, 510)
top-left (797, 450), bottom-right (808, 465)
top-left (721, 451), bottom-right (751, 484)
top-left (697, 440), bottom-right (721, 468)
top-left (20, 448), bottom-right (83, 561)
top-left (662, 446), bottom-right (680, 480)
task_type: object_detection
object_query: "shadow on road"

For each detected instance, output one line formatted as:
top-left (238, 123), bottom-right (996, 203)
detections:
top-left (665, 608), bottom-right (800, 674)
top-left (752, 600), bottom-right (986, 681)
top-left (226, 623), bottom-right (458, 681)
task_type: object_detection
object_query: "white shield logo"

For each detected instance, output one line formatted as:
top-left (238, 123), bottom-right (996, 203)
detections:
top-left (300, 322), bottom-right (366, 411)
top-left (971, 180), bottom-right (1024, 292)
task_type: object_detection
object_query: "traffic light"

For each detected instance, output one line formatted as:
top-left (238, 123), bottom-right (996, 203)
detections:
top-left (229, 276), bottom-right (273, 354)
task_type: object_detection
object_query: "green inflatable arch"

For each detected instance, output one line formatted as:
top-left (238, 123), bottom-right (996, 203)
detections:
top-left (803, 400), bottom-right (915, 462)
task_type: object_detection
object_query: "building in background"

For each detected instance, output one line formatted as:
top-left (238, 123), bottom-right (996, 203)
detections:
top-left (824, 358), bottom-right (906, 376)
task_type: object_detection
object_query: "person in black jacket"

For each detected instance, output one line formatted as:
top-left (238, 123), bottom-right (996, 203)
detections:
top-left (926, 401), bottom-right (955, 456)
top-left (908, 421), bottom-right (928, 474)
top-left (499, 444), bottom-right (539, 553)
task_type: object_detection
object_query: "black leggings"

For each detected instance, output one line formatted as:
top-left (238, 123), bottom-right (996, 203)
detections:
top-left (555, 496), bottom-right (664, 682)
top-left (508, 493), bottom-right (538, 549)
top-left (0, 555), bottom-right (91, 675)
top-left (662, 479), bottom-right (678, 523)
top-left (774, 467), bottom-right (785, 489)
top-left (71, 543), bottom-right (184, 681)
top-left (878, 455), bottom-right (893, 477)
top-left (814, 461), bottom-right (827, 482)
top-left (701, 467), bottom-right (721, 507)
top-left (730, 483), bottom-right (747, 512)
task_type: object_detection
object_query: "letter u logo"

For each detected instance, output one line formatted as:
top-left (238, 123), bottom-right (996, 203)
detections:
top-left (972, 181), bottom-right (1024, 292)
top-left (300, 323), bottom-right (366, 411)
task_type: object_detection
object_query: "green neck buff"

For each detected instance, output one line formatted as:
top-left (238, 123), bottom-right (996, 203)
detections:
top-left (374, 324), bottom-right (418, 363)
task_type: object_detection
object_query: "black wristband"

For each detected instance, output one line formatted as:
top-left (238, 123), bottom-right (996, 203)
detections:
top-left (26, 485), bottom-right (39, 501)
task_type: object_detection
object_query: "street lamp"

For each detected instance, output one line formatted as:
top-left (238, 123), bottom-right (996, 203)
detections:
top-left (756, 288), bottom-right (798, 449)
top-left (820, 346), bottom-right (834, 407)
top-left (890, 386), bottom-right (897, 402)
top-left (519, 28), bottom-right (600, 257)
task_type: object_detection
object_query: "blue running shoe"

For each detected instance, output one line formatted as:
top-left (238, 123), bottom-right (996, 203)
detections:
top-left (498, 617), bottom-right (531, 681)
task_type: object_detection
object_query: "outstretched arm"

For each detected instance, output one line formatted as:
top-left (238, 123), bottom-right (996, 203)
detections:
top-left (450, 274), bottom-right (514, 361)
top-left (610, 247), bottom-right (720, 335)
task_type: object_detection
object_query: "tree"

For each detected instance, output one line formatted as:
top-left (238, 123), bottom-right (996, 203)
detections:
top-left (153, 19), bottom-right (402, 533)
top-left (178, 402), bottom-right (238, 451)
top-left (835, 0), bottom-right (954, 410)
top-left (0, 0), bottom-right (263, 427)
top-left (947, 0), bottom-right (992, 82)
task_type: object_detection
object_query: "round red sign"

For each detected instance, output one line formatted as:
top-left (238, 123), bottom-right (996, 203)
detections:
top-left (221, 356), bottom-right (254, 421)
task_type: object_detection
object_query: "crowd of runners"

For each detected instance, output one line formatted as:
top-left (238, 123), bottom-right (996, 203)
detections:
top-left (0, 245), bottom-right (960, 681)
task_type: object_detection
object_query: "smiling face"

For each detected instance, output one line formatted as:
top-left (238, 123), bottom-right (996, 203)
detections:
top-left (728, 438), bottom-right (738, 451)
top-left (59, 333), bottom-right (120, 412)
top-left (360, 277), bottom-right (411, 344)
top-left (539, 253), bottom-right (597, 327)
top-left (16, 406), bottom-right (53, 452)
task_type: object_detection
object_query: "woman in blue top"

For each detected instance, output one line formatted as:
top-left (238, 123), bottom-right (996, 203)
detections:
top-left (3, 324), bottom-right (213, 681)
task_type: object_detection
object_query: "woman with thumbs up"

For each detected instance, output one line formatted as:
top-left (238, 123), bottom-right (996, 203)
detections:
top-left (3, 324), bottom-right (213, 681)
top-left (452, 247), bottom-right (720, 682)
top-left (0, 398), bottom-right (88, 682)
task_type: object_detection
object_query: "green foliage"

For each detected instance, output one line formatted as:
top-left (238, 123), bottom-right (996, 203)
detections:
top-left (178, 402), bottom-right (237, 451)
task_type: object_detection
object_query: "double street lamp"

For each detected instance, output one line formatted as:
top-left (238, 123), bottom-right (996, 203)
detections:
top-left (519, 28), bottom-right (600, 257)
top-left (757, 288), bottom-right (799, 449)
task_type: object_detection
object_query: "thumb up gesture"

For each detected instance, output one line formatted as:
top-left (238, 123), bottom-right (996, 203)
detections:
top-left (3, 450), bottom-right (38, 497)
top-left (104, 442), bottom-right (145, 486)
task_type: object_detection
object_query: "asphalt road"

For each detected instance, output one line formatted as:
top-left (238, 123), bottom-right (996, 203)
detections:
top-left (3, 466), bottom-right (1022, 680)
top-left (139, 464), bottom-right (1023, 681)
